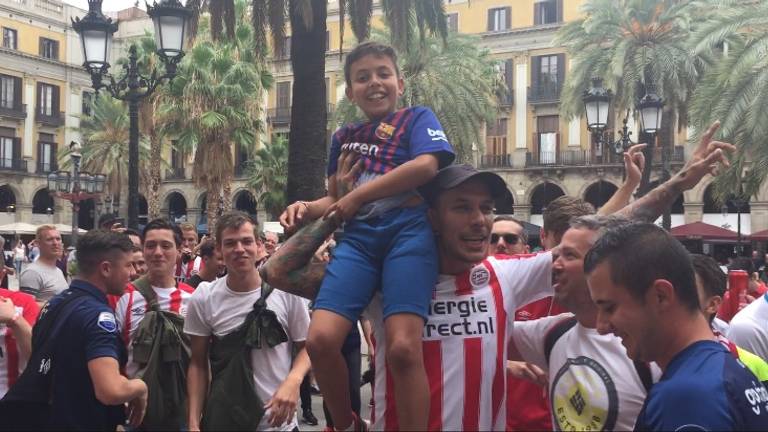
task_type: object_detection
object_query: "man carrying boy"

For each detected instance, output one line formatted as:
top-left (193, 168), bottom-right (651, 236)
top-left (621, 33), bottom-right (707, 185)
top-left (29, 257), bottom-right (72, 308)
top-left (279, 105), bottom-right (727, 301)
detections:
top-left (281, 41), bottom-right (454, 430)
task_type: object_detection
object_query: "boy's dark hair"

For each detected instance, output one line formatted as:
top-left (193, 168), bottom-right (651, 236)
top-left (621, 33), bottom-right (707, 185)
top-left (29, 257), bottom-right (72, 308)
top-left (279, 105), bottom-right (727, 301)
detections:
top-left (344, 41), bottom-right (400, 86)
top-left (584, 222), bottom-right (700, 312)
top-left (215, 211), bottom-right (259, 244)
top-left (493, 215), bottom-right (528, 244)
top-left (76, 229), bottom-right (134, 275)
top-left (197, 238), bottom-right (216, 258)
top-left (543, 196), bottom-right (595, 244)
top-left (142, 218), bottom-right (182, 247)
top-left (692, 254), bottom-right (727, 299)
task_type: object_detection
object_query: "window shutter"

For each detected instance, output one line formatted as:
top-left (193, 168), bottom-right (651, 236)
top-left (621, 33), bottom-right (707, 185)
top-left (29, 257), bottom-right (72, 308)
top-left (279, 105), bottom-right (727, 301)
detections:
top-left (13, 76), bottom-right (21, 109)
top-left (12, 137), bottom-right (20, 160)
top-left (38, 37), bottom-right (43, 56)
top-left (53, 85), bottom-right (60, 116)
top-left (505, 59), bottom-right (514, 102)
top-left (51, 143), bottom-right (57, 171)
top-left (557, 0), bottom-right (563, 22)
top-left (487, 9), bottom-right (493, 31)
top-left (556, 54), bottom-right (566, 92)
top-left (54, 41), bottom-right (59, 60)
top-left (534, 3), bottom-right (541, 25)
top-left (531, 56), bottom-right (541, 92)
top-left (36, 82), bottom-right (42, 114)
top-left (505, 7), bottom-right (511, 29)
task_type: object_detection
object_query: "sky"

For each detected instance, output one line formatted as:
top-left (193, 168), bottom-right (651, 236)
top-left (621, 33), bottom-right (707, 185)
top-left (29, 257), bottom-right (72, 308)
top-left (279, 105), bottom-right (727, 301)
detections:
top-left (63, 0), bottom-right (145, 12)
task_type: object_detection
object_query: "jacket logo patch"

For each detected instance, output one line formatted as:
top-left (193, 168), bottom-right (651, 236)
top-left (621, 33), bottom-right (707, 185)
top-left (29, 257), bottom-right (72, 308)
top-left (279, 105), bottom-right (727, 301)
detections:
top-left (97, 311), bottom-right (117, 333)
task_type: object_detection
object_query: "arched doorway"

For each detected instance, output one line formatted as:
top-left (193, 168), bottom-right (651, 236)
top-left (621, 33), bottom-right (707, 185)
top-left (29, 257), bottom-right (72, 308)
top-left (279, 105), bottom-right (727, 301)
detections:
top-left (530, 182), bottom-right (565, 215)
top-left (0, 185), bottom-right (16, 213)
top-left (584, 181), bottom-right (618, 211)
top-left (78, 198), bottom-right (95, 230)
top-left (165, 192), bottom-right (188, 223)
top-left (495, 188), bottom-right (514, 215)
top-left (234, 190), bottom-right (258, 219)
top-left (32, 189), bottom-right (55, 215)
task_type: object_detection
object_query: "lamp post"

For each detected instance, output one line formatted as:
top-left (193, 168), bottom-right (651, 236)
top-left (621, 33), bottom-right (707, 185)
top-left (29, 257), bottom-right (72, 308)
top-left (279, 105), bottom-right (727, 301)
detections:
top-left (732, 176), bottom-right (749, 257)
top-left (72, 0), bottom-right (191, 229)
top-left (48, 142), bottom-right (106, 246)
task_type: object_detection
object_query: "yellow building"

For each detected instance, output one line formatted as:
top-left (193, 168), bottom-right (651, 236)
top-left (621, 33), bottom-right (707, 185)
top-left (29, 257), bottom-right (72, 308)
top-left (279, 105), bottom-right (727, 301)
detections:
top-left (265, 0), bottom-right (758, 238)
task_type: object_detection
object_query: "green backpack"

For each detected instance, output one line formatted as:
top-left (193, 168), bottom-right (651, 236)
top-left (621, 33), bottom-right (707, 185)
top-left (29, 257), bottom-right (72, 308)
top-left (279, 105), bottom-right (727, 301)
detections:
top-left (201, 283), bottom-right (289, 431)
top-left (131, 277), bottom-right (191, 430)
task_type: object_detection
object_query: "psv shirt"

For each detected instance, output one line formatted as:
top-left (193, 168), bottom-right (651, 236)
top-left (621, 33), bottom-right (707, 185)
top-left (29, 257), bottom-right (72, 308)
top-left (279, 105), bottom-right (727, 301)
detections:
top-left (367, 253), bottom-right (553, 431)
top-left (0, 288), bottom-right (40, 396)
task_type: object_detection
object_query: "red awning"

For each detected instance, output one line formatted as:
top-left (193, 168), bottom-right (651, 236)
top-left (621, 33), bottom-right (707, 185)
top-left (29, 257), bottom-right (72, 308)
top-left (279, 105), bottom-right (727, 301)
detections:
top-left (750, 229), bottom-right (768, 241)
top-left (670, 221), bottom-right (740, 241)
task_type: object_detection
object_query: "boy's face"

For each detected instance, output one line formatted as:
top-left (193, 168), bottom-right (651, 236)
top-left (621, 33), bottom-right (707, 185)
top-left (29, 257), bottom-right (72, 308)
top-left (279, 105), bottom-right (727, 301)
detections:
top-left (346, 53), bottom-right (404, 120)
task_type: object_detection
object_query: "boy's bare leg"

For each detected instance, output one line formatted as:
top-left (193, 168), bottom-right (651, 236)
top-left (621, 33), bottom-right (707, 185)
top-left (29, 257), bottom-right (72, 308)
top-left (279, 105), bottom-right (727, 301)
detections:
top-left (306, 310), bottom-right (356, 429)
top-left (384, 313), bottom-right (429, 430)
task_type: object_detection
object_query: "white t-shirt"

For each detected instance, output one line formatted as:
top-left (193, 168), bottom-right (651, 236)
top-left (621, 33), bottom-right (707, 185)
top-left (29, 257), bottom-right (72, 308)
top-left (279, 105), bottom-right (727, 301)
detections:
top-left (727, 294), bottom-right (768, 361)
top-left (512, 313), bottom-right (662, 431)
top-left (19, 261), bottom-right (68, 303)
top-left (368, 252), bottom-right (553, 431)
top-left (114, 282), bottom-right (195, 377)
top-left (184, 277), bottom-right (310, 431)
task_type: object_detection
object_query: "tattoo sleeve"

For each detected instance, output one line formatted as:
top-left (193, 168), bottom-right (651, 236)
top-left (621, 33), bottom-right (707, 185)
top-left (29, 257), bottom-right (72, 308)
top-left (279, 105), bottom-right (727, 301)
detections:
top-left (259, 218), bottom-right (340, 300)
top-left (615, 176), bottom-right (684, 223)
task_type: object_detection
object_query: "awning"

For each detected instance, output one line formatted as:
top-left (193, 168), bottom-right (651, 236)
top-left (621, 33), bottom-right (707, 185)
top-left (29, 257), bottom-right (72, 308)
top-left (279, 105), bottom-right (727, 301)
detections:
top-left (521, 221), bottom-right (541, 239)
top-left (0, 222), bottom-right (39, 235)
top-left (670, 221), bottom-right (743, 242)
top-left (53, 224), bottom-right (87, 235)
top-left (750, 229), bottom-right (768, 241)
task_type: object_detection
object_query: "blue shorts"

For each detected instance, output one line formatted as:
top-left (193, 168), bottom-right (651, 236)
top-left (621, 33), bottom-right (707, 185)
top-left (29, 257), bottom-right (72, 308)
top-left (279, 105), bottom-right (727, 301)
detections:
top-left (313, 204), bottom-right (438, 323)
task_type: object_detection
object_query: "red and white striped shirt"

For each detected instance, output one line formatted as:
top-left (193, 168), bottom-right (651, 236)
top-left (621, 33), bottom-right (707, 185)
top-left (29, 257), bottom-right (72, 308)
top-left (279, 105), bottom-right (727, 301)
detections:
top-left (114, 281), bottom-right (194, 377)
top-left (367, 253), bottom-right (553, 431)
top-left (0, 288), bottom-right (40, 397)
top-left (175, 256), bottom-right (203, 283)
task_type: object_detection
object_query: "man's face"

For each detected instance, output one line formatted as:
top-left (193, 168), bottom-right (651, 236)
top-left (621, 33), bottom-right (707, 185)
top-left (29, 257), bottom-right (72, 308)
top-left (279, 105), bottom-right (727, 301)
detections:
top-left (38, 229), bottom-right (63, 260)
top-left (202, 252), bottom-right (225, 280)
top-left (552, 228), bottom-right (596, 311)
top-left (132, 250), bottom-right (147, 279)
top-left (181, 229), bottom-right (198, 251)
top-left (695, 274), bottom-right (722, 323)
top-left (263, 232), bottom-right (278, 254)
top-left (143, 229), bottom-right (179, 278)
top-left (588, 262), bottom-right (657, 362)
top-left (345, 53), bottom-right (404, 121)
top-left (429, 179), bottom-right (494, 274)
top-left (104, 251), bottom-right (136, 296)
top-left (489, 220), bottom-right (527, 256)
top-left (218, 222), bottom-right (260, 276)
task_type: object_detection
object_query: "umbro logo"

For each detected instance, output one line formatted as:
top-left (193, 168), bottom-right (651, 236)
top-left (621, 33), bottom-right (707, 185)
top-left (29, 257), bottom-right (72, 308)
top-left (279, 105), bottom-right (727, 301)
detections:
top-left (131, 307), bottom-right (145, 315)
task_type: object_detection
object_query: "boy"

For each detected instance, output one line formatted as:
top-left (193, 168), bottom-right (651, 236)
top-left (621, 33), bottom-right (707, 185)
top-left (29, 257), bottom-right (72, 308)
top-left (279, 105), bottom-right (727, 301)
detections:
top-left (281, 41), bottom-right (454, 430)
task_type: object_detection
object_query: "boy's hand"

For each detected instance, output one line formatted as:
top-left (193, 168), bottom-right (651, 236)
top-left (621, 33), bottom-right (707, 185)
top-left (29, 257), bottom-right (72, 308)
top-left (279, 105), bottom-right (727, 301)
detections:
top-left (323, 193), bottom-right (362, 223)
top-left (624, 143), bottom-right (646, 188)
top-left (280, 201), bottom-right (310, 231)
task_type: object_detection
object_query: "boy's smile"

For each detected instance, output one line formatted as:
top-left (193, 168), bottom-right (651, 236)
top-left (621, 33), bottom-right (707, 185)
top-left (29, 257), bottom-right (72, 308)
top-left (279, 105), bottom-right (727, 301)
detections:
top-left (345, 53), bottom-right (404, 121)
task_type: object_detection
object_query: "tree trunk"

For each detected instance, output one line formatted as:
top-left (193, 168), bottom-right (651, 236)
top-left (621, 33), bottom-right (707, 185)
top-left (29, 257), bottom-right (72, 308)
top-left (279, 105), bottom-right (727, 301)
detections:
top-left (286, 0), bottom-right (328, 204)
top-left (659, 107), bottom-right (675, 230)
top-left (222, 181), bottom-right (232, 214)
top-left (206, 183), bottom-right (221, 237)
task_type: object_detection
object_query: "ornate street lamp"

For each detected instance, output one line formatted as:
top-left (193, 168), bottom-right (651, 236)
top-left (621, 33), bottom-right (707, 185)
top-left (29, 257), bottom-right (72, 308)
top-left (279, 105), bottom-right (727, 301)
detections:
top-left (73, 0), bottom-right (191, 229)
top-left (583, 78), bottom-right (635, 161)
top-left (637, 90), bottom-right (664, 135)
top-left (48, 142), bottom-right (106, 245)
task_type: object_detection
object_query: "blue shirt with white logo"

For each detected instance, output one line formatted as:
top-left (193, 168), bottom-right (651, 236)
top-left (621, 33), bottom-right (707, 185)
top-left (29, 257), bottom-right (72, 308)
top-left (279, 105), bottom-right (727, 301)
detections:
top-left (328, 106), bottom-right (454, 219)
top-left (635, 340), bottom-right (768, 431)
top-left (44, 279), bottom-right (127, 430)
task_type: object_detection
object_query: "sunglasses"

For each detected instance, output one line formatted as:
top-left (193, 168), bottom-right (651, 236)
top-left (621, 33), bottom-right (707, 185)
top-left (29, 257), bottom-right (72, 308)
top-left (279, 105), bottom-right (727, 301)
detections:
top-left (491, 233), bottom-right (520, 245)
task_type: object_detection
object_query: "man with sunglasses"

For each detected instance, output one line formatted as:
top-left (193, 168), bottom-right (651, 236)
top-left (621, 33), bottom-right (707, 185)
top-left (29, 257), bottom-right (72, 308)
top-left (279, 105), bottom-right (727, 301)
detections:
top-left (489, 216), bottom-right (529, 256)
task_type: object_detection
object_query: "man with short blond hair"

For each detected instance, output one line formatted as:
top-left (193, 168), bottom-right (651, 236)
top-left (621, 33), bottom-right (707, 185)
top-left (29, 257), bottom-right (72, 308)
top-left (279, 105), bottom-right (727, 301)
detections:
top-left (20, 225), bottom-right (68, 306)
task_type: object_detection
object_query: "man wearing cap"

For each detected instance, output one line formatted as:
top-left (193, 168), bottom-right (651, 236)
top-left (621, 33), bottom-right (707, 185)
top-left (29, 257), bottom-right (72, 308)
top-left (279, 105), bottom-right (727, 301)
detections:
top-left (262, 123), bottom-right (733, 430)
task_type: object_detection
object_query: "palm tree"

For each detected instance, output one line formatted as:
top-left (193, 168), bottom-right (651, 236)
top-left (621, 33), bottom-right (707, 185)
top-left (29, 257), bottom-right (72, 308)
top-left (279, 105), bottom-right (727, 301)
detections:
top-left (333, 27), bottom-right (500, 163)
top-left (556, 0), bottom-right (708, 197)
top-left (157, 3), bottom-right (272, 231)
top-left (687, 0), bottom-right (768, 204)
top-left (197, 0), bottom-right (448, 204)
top-left (65, 93), bottom-right (151, 209)
top-left (246, 134), bottom-right (288, 220)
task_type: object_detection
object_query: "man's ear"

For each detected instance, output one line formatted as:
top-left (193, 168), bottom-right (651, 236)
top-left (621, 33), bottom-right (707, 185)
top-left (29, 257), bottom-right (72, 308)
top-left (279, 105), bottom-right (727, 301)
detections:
top-left (345, 85), bottom-right (353, 101)
top-left (99, 260), bottom-right (112, 279)
top-left (649, 279), bottom-right (675, 310)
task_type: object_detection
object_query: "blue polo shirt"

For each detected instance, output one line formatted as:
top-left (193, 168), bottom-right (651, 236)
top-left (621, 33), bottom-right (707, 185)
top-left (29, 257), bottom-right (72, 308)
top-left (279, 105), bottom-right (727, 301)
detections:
top-left (45, 280), bottom-right (127, 430)
top-left (635, 340), bottom-right (768, 431)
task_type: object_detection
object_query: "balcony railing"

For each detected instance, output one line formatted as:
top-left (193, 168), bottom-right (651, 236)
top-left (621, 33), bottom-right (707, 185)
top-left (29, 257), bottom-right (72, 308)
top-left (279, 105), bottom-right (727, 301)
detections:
top-left (35, 111), bottom-right (64, 127)
top-left (267, 103), bottom-right (336, 126)
top-left (166, 167), bottom-right (185, 180)
top-left (37, 161), bottom-right (57, 173)
top-left (0, 103), bottom-right (26, 119)
top-left (480, 154), bottom-right (514, 169)
top-left (528, 83), bottom-right (562, 104)
top-left (0, 158), bottom-right (27, 172)
top-left (497, 89), bottom-right (514, 108)
top-left (525, 146), bottom-right (685, 168)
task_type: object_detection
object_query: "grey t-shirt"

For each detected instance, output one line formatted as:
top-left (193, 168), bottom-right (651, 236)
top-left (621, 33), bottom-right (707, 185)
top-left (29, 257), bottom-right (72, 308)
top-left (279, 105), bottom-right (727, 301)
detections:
top-left (20, 261), bottom-right (69, 303)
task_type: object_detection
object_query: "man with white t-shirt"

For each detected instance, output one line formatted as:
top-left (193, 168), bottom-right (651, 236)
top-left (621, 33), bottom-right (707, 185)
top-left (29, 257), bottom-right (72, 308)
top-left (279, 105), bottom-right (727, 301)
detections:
top-left (185, 211), bottom-right (311, 431)
top-left (510, 215), bottom-right (661, 431)
top-left (727, 292), bottom-right (768, 361)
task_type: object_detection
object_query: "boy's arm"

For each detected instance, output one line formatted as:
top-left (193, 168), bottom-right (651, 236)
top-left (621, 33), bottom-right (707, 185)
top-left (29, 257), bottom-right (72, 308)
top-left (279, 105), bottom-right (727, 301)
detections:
top-left (264, 343), bottom-right (311, 427)
top-left (323, 153), bottom-right (440, 221)
top-left (597, 144), bottom-right (645, 215)
top-left (187, 335), bottom-right (211, 432)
